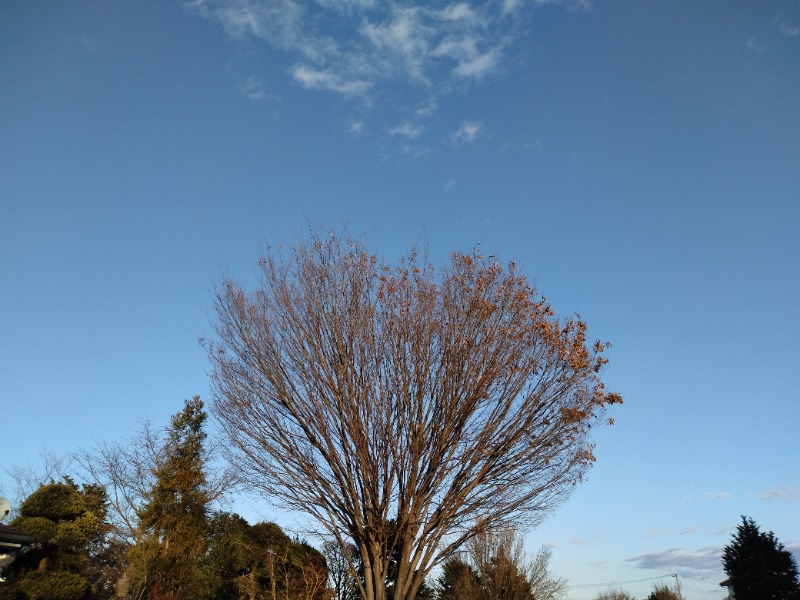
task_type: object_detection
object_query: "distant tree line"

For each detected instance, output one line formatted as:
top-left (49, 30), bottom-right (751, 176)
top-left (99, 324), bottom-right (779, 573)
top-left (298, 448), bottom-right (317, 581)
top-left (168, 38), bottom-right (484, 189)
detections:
top-left (1, 399), bottom-right (328, 600)
top-left (1, 398), bottom-right (566, 600)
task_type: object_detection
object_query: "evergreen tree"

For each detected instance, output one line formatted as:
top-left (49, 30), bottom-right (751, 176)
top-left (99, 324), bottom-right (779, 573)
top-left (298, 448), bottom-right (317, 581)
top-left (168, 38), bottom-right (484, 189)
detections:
top-left (435, 557), bottom-right (480, 600)
top-left (722, 516), bottom-right (800, 600)
top-left (205, 512), bottom-right (254, 599)
top-left (131, 397), bottom-right (212, 599)
top-left (1, 479), bottom-right (108, 600)
top-left (204, 515), bottom-right (330, 600)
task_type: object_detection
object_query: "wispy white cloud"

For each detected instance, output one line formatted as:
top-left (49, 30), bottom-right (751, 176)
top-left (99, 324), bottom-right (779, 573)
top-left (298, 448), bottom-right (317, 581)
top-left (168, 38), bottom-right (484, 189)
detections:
top-left (442, 3), bottom-right (476, 22)
top-left (754, 485), bottom-right (800, 501)
top-left (388, 121), bottom-right (424, 139)
top-left (188, 0), bottom-right (553, 104)
top-left (206, 0), bottom-right (306, 49)
top-left (433, 35), bottom-right (502, 79)
top-left (291, 64), bottom-right (372, 96)
top-left (501, 0), bottom-right (523, 17)
top-left (361, 7), bottom-right (432, 82)
top-left (239, 76), bottom-right (274, 100)
top-left (451, 120), bottom-right (482, 144)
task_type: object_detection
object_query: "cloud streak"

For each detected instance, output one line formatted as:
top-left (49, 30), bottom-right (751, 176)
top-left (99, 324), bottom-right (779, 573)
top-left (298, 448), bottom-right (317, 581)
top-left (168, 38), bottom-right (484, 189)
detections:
top-left (628, 547), bottom-right (723, 579)
top-left (702, 491), bottom-right (732, 500)
top-left (682, 490), bottom-right (733, 502)
top-left (754, 485), bottom-right (800, 501)
top-left (292, 64), bottom-right (372, 96)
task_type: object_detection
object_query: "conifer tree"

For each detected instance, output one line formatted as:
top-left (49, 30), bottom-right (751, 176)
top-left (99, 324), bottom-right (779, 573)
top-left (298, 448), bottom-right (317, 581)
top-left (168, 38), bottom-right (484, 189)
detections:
top-left (131, 396), bottom-right (212, 599)
top-left (436, 557), bottom-right (480, 600)
top-left (722, 516), bottom-right (800, 600)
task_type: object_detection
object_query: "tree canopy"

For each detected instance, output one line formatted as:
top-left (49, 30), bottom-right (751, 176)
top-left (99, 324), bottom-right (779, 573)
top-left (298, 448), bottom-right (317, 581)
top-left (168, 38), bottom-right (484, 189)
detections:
top-left (435, 527), bottom-right (565, 600)
top-left (722, 516), bottom-right (800, 600)
top-left (209, 229), bottom-right (620, 600)
top-left (645, 582), bottom-right (680, 600)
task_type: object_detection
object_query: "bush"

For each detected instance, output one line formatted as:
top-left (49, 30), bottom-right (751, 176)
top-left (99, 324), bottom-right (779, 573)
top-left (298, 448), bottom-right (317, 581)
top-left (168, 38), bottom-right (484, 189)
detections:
top-left (19, 485), bottom-right (86, 521)
top-left (17, 571), bottom-right (90, 600)
top-left (12, 516), bottom-right (58, 544)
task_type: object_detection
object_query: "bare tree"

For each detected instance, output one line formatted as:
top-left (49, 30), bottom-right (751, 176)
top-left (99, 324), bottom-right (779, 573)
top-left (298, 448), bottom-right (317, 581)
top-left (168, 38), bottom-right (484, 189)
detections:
top-left (528, 545), bottom-right (567, 600)
top-left (465, 527), bottom-right (566, 600)
top-left (5, 450), bottom-right (74, 517)
top-left (75, 418), bottom-right (164, 545)
top-left (209, 229), bottom-right (621, 600)
top-left (299, 552), bottom-right (329, 600)
top-left (596, 590), bottom-right (635, 600)
top-left (323, 540), bottom-right (358, 600)
top-left (646, 582), bottom-right (682, 600)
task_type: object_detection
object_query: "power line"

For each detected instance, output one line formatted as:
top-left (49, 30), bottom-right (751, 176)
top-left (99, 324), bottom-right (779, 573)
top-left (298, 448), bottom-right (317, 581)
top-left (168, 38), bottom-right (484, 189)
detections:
top-left (566, 574), bottom-right (676, 589)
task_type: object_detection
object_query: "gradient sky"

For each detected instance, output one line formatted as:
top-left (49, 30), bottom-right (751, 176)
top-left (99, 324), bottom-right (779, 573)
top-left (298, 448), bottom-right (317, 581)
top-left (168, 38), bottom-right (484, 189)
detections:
top-left (2, 1), bottom-right (799, 598)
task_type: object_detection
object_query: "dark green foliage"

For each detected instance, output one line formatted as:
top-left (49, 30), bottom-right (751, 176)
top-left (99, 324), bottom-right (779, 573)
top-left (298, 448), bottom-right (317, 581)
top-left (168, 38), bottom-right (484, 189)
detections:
top-left (436, 558), bottom-right (481, 600)
top-left (2, 480), bottom-right (108, 600)
top-left (203, 512), bottom-right (329, 600)
top-left (11, 517), bottom-right (58, 544)
top-left (205, 511), bottom-right (254, 598)
top-left (722, 516), bottom-right (800, 600)
top-left (123, 399), bottom-right (328, 599)
top-left (132, 396), bottom-right (212, 599)
top-left (19, 485), bottom-right (86, 521)
top-left (16, 571), bottom-right (91, 600)
top-left (412, 580), bottom-right (435, 600)
top-left (124, 399), bottom-right (330, 599)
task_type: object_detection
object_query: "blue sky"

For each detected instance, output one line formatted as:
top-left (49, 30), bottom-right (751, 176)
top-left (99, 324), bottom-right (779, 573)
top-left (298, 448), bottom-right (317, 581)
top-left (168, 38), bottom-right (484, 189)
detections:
top-left (1, 0), bottom-right (799, 597)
